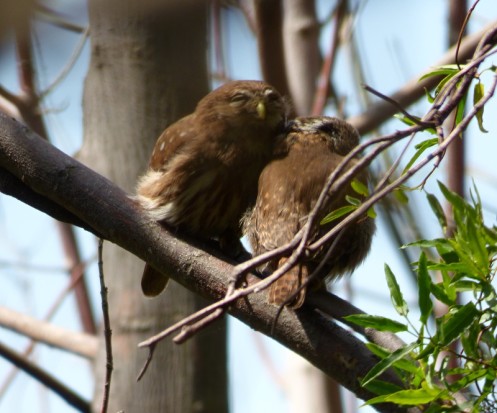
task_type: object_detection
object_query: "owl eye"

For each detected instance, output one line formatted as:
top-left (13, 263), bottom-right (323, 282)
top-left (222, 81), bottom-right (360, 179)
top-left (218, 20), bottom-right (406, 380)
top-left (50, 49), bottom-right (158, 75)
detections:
top-left (229, 92), bottom-right (250, 106)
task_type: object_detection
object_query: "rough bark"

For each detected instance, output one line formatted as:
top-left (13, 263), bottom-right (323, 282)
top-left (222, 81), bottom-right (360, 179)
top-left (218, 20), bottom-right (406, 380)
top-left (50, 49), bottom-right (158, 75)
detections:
top-left (79, 1), bottom-right (228, 412)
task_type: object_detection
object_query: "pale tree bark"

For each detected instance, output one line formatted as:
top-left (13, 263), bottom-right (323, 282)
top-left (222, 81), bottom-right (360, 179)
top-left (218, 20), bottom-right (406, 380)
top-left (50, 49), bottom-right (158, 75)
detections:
top-left (282, 0), bottom-right (320, 116)
top-left (80, 1), bottom-right (228, 412)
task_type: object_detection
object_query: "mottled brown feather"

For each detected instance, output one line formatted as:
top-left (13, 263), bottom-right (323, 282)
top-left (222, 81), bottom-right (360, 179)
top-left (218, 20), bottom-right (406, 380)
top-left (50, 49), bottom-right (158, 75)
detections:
top-left (136, 80), bottom-right (288, 296)
top-left (243, 116), bottom-right (375, 308)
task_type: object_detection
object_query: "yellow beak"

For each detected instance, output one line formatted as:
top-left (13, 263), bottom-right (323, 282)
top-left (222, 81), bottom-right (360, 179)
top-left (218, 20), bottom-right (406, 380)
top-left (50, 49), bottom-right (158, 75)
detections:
top-left (256, 101), bottom-right (266, 119)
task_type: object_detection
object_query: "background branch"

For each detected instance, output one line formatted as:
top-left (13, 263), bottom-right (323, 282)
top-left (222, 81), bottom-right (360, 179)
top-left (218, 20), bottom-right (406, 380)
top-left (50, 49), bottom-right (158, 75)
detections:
top-left (0, 306), bottom-right (97, 359)
top-left (0, 341), bottom-right (90, 412)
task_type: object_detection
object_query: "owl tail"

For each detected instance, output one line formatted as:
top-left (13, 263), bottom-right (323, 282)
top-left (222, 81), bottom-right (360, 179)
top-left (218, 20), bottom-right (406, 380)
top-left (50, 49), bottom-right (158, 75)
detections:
top-left (268, 258), bottom-right (308, 309)
top-left (141, 263), bottom-right (169, 297)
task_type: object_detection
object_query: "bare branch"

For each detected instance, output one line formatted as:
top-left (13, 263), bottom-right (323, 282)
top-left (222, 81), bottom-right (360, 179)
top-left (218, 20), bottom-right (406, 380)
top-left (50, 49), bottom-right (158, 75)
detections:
top-left (35, 3), bottom-right (87, 33)
top-left (311, 0), bottom-right (347, 116)
top-left (0, 341), bottom-right (90, 412)
top-left (0, 306), bottom-right (98, 358)
top-left (97, 239), bottom-right (113, 413)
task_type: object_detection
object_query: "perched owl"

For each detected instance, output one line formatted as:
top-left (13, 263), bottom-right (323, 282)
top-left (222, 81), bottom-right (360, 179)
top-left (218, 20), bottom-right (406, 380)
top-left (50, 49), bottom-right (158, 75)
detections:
top-left (243, 116), bottom-right (375, 308)
top-left (136, 80), bottom-right (288, 296)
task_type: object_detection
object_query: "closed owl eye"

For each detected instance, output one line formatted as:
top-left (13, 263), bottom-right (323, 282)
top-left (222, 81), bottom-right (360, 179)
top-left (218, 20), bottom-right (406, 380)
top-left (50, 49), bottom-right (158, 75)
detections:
top-left (229, 92), bottom-right (250, 106)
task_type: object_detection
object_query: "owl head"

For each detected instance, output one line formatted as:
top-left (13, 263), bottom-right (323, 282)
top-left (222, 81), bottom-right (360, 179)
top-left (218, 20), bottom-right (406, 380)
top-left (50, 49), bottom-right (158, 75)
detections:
top-left (287, 116), bottom-right (360, 156)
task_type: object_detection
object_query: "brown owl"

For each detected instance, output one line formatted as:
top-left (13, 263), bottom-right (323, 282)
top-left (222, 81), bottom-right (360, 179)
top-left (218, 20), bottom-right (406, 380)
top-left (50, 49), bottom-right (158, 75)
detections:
top-left (243, 116), bottom-right (375, 309)
top-left (136, 80), bottom-right (288, 296)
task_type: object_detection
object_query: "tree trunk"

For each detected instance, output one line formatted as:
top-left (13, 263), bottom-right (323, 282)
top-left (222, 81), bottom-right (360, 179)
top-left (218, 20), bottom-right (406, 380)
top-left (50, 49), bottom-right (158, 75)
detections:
top-left (80, 1), bottom-right (228, 411)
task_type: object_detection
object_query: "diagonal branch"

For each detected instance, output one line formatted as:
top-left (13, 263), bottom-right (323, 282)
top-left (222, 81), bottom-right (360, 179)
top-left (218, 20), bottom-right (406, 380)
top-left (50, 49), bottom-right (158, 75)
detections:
top-left (0, 306), bottom-right (97, 358)
top-left (0, 341), bottom-right (90, 412)
top-left (0, 113), bottom-right (407, 412)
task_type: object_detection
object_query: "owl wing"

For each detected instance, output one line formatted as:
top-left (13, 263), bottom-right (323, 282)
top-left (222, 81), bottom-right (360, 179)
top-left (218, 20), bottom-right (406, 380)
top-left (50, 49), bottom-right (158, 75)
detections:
top-left (148, 114), bottom-right (196, 171)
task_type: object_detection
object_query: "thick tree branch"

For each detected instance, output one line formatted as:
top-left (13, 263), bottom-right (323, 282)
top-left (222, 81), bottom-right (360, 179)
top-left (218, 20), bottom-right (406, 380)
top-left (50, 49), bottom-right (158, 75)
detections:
top-left (0, 113), bottom-right (406, 412)
top-left (0, 168), bottom-right (97, 233)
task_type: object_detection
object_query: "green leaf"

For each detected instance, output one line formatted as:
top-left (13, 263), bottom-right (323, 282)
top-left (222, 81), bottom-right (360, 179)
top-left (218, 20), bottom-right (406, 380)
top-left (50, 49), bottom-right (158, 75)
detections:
top-left (461, 322), bottom-right (480, 358)
top-left (345, 195), bottom-right (361, 206)
top-left (427, 262), bottom-right (469, 272)
top-left (439, 302), bottom-right (479, 346)
top-left (423, 87), bottom-right (435, 103)
top-left (402, 138), bottom-right (439, 174)
top-left (418, 252), bottom-right (433, 325)
top-left (351, 178), bottom-right (369, 196)
top-left (364, 387), bottom-right (441, 406)
top-left (345, 314), bottom-right (408, 333)
top-left (385, 264), bottom-right (409, 316)
top-left (363, 379), bottom-right (403, 396)
top-left (393, 188), bottom-right (409, 204)
top-left (403, 238), bottom-right (446, 249)
top-left (320, 205), bottom-right (357, 225)
top-left (419, 65), bottom-right (461, 81)
top-left (361, 343), bottom-right (418, 386)
top-left (365, 343), bottom-right (420, 374)
top-left (434, 242), bottom-right (459, 264)
top-left (426, 192), bottom-right (447, 230)
top-left (367, 206), bottom-right (377, 219)
top-left (393, 114), bottom-right (437, 134)
top-left (473, 81), bottom-right (488, 133)
top-left (452, 280), bottom-right (482, 293)
top-left (447, 367), bottom-right (488, 392)
top-left (438, 181), bottom-right (466, 217)
top-left (419, 65), bottom-right (462, 102)
top-left (454, 86), bottom-right (467, 126)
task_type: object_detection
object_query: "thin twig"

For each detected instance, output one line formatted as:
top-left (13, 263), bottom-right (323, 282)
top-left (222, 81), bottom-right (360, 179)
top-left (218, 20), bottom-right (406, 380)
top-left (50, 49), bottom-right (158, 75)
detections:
top-left (40, 26), bottom-right (90, 98)
top-left (173, 308), bottom-right (225, 344)
top-left (310, 39), bottom-right (497, 252)
top-left (98, 239), bottom-right (112, 413)
top-left (271, 227), bottom-right (347, 333)
top-left (311, 0), bottom-right (347, 115)
top-left (138, 253), bottom-right (302, 349)
top-left (136, 344), bottom-right (156, 382)
top-left (35, 4), bottom-right (87, 33)
top-left (363, 84), bottom-right (436, 128)
top-left (455, 0), bottom-right (480, 69)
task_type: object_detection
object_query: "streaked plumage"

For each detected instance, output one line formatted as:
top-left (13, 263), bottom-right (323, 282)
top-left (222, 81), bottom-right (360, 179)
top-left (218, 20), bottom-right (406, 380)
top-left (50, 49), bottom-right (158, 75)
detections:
top-left (243, 116), bottom-right (375, 308)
